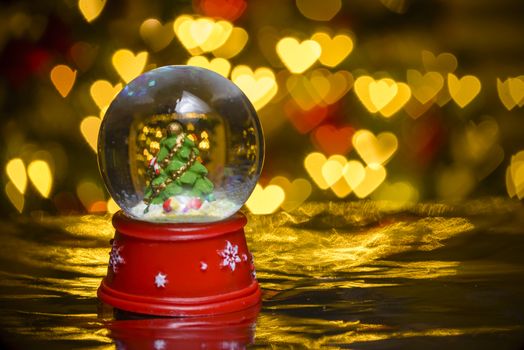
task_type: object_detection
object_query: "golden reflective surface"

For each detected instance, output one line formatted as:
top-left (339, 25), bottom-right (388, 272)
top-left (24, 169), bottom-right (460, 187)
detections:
top-left (1, 199), bottom-right (524, 349)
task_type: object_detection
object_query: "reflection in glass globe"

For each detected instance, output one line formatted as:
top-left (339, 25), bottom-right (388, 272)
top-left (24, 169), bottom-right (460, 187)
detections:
top-left (98, 66), bottom-right (264, 223)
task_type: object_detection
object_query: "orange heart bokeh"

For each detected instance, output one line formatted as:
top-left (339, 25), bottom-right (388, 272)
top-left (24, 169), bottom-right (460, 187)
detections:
top-left (284, 100), bottom-right (329, 134)
top-left (312, 124), bottom-right (354, 155)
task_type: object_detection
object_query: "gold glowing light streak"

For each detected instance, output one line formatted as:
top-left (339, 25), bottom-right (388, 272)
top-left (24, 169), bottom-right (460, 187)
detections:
top-left (27, 160), bottom-right (53, 198)
top-left (5, 158), bottom-right (27, 194)
top-left (252, 210), bottom-right (474, 282)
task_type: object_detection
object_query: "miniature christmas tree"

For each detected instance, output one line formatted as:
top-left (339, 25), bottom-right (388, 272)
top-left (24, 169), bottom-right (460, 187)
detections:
top-left (144, 122), bottom-right (214, 212)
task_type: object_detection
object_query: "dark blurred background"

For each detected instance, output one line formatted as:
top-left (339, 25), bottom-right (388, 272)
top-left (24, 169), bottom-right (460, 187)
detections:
top-left (1, 0), bottom-right (524, 218)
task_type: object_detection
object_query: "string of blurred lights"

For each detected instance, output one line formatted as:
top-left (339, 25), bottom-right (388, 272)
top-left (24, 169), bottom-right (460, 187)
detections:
top-left (2, 0), bottom-right (524, 216)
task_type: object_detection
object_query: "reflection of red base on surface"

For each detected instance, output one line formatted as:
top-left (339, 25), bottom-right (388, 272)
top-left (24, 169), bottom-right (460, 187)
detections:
top-left (98, 211), bottom-right (261, 316)
top-left (108, 304), bottom-right (260, 350)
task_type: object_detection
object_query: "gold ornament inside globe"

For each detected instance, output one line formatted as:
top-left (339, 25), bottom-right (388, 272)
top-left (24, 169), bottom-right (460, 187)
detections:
top-left (167, 122), bottom-right (183, 136)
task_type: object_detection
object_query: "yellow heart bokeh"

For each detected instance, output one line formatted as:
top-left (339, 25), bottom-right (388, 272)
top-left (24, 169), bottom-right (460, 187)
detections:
top-left (276, 37), bottom-right (321, 74)
top-left (369, 79), bottom-right (398, 110)
top-left (322, 155), bottom-right (351, 198)
top-left (330, 176), bottom-right (352, 198)
top-left (403, 97), bottom-right (434, 119)
top-left (27, 160), bottom-right (53, 198)
top-left (506, 150), bottom-right (524, 199)
top-left (231, 65), bottom-right (277, 111)
top-left (497, 77), bottom-right (524, 111)
top-left (497, 78), bottom-right (516, 111)
top-left (353, 129), bottom-right (398, 166)
top-left (354, 76), bottom-right (382, 113)
top-left (462, 118), bottom-right (499, 162)
top-left (436, 165), bottom-right (475, 200)
top-left (81, 116), bottom-right (101, 152)
top-left (372, 181), bottom-right (419, 206)
top-left (50, 64), bottom-right (76, 98)
top-left (76, 180), bottom-right (105, 211)
top-left (447, 73), bottom-right (481, 108)
top-left (296, 0), bottom-right (342, 21)
top-left (343, 160), bottom-right (366, 189)
top-left (422, 50), bottom-right (458, 73)
top-left (245, 183), bottom-right (285, 214)
top-left (509, 76), bottom-right (524, 107)
top-left (270, 176), bottom-right (312, 212)
top-left (5, 158), bottom-right (27, 195)
top-left (353, 164), bottom-right (387, 199)
top-left (187, 56), bottom-right (231, 78)
top-left (304, 152), bottom-right (329, 189)
top-left (174, 15), bottom-right (232, 54)
top-left (286, 75), bottom-right (322, 111)
top-left (78, 0), bottom-right (106, 22)
top-left (140, 18), bottom-right (175, 52)
top-left (407, 69), bottom-right (444, 104)
top-left (322, 155), bottom-right (346, 187)
top-left (379, 82), bottom-right (411, 118)
top-left (5, 181), bottom-right (24, 213)
top-left (311, 32), bottom-right (353, 67)
top-left (112, 49), bottom-right (148, 83)
top-left (212, 27), bottom-right (248, 59)
top-left (309, 69), bottom-right (353, 105)
top-left (354, 76), bottom-right (410, 117)
top-left (90, 80), bottom-right (122, 111)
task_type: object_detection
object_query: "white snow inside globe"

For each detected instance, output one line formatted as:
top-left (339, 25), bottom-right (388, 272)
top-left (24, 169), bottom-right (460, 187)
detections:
top-left (98, 66), bottom-right (264, 223)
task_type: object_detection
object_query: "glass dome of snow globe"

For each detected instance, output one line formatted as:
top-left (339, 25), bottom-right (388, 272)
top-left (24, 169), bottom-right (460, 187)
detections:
top-left (98, 66), bottom-right (264, 223)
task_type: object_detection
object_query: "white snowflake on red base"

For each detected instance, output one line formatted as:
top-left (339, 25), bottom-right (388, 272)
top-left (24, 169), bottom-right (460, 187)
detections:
top-left (154, 272), bottom-right (168, 288)
top-left (218, 240), bottom-right (242, 271)
top-left (109, 240), bottom-right (125, 273)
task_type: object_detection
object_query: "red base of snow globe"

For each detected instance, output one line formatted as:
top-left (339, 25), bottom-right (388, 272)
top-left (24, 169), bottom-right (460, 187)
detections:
top-left (98, 211), bottom-right (261, 316)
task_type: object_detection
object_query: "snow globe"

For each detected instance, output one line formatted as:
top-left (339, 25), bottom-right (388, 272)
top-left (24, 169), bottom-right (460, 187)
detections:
top-left (97, 66), bottom-right (263, 316)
